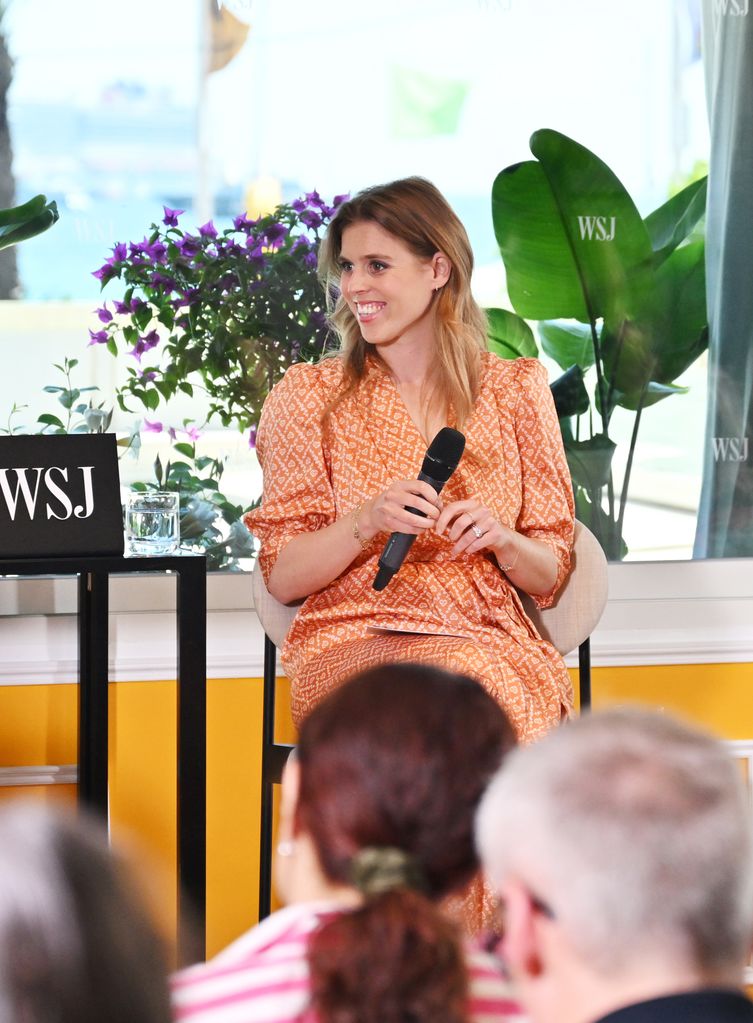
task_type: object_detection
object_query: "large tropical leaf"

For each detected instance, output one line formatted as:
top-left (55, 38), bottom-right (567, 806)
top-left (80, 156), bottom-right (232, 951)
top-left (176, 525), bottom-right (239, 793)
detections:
top-left (0, 195), bottom-right (59, 251)
top-left (644, 177), bottom-right (707, 267)
top-left (529, 129), bottom-right (655, 328)
top-left (538, 319), bottom-right (596, 372)
top-left (564, 432), bottom-right (617, 493)
top-left (550, 365), bottom-right (590, 418)
top-left (602, 238), bottom-right (708, 405)
top-left (486, 307), bottom-right (538, 359)
top-left (492, 160), bottom-right (589, 320)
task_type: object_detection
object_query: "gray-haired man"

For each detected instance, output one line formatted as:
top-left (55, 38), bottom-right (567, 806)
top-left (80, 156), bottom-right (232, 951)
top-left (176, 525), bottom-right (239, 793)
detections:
top-left (476, 707), bottom-right (753, 1023)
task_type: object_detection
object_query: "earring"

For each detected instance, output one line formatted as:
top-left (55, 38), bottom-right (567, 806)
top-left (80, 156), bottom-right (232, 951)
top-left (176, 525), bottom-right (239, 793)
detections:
top-left (276, 840), bottom-right (296, 857)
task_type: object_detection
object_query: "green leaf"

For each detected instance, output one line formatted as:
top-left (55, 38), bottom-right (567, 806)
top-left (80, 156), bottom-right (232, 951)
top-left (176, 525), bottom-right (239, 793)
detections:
top-left (173, 442), bottom-right (195, 458)
top-left (538, 320), bottom-right (596, 372)
top-left (106, 339), bottom-right (119, 357)
top-left (133, 304), bottom-right (153, 331)
top-left (573, 487), bottom-right (627, 560)
top-left (492, 160), bottom-right (587, 320)
top-left (143, 389), bottom-right (160, 411)
top-left (0, 197), bottom-right (59, 251)
top-left (42, 386), bottom-right (64, 393)
top-left (486, 307), bottom-right (538, 359)
top-left (37, 413), bottom-right (65, 428)
top-left (550, 365), bottom-right (590, 418)
top-left (493, 130), bottom-right (654, 325)
top-left (58, 389), bottom-right (80, 410)
top-left (644, 177), bottom-right (707, 267)
top-left (0, 194), bottom-right (47, 227)
top-left (564, 433), bottom-right (616, 492)
top-left (602, 238), bottom-right (708, 404)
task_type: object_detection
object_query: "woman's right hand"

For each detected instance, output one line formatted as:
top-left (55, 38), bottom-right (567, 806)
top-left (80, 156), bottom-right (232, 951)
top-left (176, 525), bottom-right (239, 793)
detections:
top-left (360, 479), bottom-right (442, 540)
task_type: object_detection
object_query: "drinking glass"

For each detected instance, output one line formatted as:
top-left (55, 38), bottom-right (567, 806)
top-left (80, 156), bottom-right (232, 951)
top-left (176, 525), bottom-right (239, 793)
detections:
top-left (125, 490), bottom-right (180, 556)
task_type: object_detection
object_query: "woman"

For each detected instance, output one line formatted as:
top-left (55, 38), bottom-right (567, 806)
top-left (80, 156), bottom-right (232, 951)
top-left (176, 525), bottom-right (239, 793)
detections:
top-left (172, 662), bottom-right (523, 1023)
top-left (0, 800), bottom-right (172, 1023)
top-left (246, 176), bottom-right (574, 740)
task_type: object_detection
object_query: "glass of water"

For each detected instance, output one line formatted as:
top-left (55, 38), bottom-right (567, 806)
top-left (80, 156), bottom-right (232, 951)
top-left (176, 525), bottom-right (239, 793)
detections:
top-left (125, 490), bottom-right (180, 556)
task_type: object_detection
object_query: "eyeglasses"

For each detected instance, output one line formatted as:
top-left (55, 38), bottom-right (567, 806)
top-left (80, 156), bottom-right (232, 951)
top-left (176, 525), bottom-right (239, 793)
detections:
top-left (481, 886), bottom-right (556, 959)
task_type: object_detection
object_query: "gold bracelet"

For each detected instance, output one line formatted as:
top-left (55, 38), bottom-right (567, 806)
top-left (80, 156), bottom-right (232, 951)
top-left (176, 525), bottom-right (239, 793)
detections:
top-left (498, 539), bottom-right (521, 574)
top-left (352, 502), bottom-right (370, 552)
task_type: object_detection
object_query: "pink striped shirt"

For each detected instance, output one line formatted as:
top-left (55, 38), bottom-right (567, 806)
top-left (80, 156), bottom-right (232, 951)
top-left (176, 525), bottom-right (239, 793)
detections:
top-left (172, 901), bottom-right (525, 1023)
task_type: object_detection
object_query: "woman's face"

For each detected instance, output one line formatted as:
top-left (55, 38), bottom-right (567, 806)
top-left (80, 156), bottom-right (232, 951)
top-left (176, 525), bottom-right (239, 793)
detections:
top-left (338, 220), bottom-right (447, 351)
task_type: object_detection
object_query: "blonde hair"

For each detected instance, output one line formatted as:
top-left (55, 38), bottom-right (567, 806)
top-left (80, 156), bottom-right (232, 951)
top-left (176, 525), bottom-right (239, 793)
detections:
top-left (318, 177), bottom-right (488, 431)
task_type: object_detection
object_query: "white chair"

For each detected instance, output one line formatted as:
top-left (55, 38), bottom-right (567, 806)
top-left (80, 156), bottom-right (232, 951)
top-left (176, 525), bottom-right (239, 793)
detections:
top-left (252, 519), bottom-right (608, 917)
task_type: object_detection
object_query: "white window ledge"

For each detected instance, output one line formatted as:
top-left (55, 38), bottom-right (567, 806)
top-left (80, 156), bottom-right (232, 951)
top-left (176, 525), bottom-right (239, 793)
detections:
top-left (0, 558), bottom-right (751, 685)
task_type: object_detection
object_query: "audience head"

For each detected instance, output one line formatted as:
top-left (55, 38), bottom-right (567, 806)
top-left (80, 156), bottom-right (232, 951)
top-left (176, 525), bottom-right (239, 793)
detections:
top-left (0, 800), bottom-right (172, 1023)
top-left (476, 707), bottom-right (753, 1020)
top-left (318, 177), bottom-right (488, 428)
top-left (278, 662), bottom-right (516, 1023)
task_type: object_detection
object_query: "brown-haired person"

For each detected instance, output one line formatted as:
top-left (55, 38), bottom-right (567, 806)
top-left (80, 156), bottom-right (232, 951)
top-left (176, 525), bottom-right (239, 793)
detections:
top-left (246, 176), bottom-right (574, 743)
top-left (172, 662), bottom-right (524, 1023)
top-left (0, 801), bottom-right (172, 1023)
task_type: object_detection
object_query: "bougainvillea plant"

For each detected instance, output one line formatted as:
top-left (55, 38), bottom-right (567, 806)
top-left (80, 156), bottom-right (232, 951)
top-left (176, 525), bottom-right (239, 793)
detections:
top-left (90, 191), bottom-right (345, 441)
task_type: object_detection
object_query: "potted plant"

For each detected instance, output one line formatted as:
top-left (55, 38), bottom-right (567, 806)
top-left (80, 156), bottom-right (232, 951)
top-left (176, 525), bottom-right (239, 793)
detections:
top-left (487, 129), bottom-right (708, 559)
top-left (91, 192), bottom-right (343, 439)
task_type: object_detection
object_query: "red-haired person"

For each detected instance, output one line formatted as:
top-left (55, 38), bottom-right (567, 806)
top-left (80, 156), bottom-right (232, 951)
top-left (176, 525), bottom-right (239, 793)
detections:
top-left (172, 663), bottom-right (524, 1023)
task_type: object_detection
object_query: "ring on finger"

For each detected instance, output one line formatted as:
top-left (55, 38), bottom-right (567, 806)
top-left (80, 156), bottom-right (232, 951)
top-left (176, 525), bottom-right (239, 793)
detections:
top-left (471, 522), bottom-right (484, 539)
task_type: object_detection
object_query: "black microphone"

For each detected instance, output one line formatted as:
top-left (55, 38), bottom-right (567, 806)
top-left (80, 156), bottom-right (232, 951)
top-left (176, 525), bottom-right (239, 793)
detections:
top-left (373, 427), bottom-right (466, 592)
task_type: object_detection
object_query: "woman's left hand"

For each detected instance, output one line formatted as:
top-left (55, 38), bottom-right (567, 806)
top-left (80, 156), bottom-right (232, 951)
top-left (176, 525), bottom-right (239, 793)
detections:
top-left (435, 498), bottom-right (514, 560)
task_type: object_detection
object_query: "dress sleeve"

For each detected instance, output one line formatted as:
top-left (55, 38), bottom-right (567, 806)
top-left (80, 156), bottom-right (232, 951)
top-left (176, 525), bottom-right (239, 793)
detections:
top-left (244, 364), bottom-right (336, 586)
top-left (511, 358), bottom-right (574, 609)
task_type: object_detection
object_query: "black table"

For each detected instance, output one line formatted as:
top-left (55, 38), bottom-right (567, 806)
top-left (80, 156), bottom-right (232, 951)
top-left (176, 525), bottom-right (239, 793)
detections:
top-left (0, 552), bottom-right (207, 960)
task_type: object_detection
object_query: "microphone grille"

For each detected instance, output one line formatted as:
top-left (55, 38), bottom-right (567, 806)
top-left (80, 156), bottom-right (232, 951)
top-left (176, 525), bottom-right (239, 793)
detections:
top-left (426, 427), bottom-right (465, 466)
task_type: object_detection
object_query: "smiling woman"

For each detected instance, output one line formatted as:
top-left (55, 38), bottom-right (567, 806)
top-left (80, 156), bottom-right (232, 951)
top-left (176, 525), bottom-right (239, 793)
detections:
top-left (246, 177), bottom-right (574, 747)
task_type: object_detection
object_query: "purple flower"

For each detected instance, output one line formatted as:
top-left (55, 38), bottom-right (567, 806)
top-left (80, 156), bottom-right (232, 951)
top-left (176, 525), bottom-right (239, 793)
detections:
top-left (113, 299), bottom-right (131, 315)
top-left (321, 204), bottom-right (336, 219)
top-left (129, 239), bottom-right (146, 259)
top-left (263, 222), bottom-right (288, 248)
top-left (305, 190), bottom-right (324, 209)
top-left (176, 235), bottom-right (201, 258)
top-left (333, 193), bottom-right (349, 208)
top-left (291, 198), bottom-right (307, 212)
top-left (140, 370), bottom-right (157, 382)
top-left (233, 213), bottom-right (257, 231)
top-left (181, 425), bottom-right (201, 441)
top-left (149, 271), bottom-right (176, 290)
top-left (88, 328), bottom-right (109, 346)
top-left (92, 263), bottom-right (116, 284)
top-left (162, 205), bottom-right (185, 227)
top-left (290, 235), bottom-right (311, 254)
top-left (143, 418), bottom-right (164, 433)
top-left (130, 298), bottom-right (147, 314)
top-left (303, 250), bottom-right (318, 269)
top-left (95, 304), bottom-right (113, 324)
top-left (310, 310), bottom-right (327, 329)
top-left (143, 238), bottom-right (168, 263)
top-left (248, 425), bottom-right (257, 449)
top-left (111, 241), bottom-right (128, 262)
top-left (131, 328), bottom-right (160, 362)
top-left (299, 208), bottom-right (323, 230)
top-left (199, 220), bottom-right (217, 239)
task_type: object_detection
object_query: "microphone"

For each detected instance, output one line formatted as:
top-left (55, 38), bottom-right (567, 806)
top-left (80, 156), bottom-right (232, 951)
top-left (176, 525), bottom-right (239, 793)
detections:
top-left (373, 427), bottom-right (466, 592)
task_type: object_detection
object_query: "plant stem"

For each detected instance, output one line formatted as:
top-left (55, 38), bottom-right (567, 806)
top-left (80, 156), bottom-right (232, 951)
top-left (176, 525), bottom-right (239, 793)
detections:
top-left (617, 385), bottom-right (647, 541)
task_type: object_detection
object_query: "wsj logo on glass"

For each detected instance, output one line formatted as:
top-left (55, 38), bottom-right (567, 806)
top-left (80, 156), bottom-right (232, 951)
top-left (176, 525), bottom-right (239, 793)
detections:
top-left (0, 465), bottom-right (96, 521)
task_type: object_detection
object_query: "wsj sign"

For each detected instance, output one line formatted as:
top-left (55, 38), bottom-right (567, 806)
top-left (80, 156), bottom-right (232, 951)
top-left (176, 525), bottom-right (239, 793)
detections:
top-left (0, 435), bottom-right (124, 558)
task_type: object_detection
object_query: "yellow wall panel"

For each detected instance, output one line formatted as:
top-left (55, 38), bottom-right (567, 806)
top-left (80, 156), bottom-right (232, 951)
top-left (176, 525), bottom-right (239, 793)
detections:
top-left (0, 683), bottom-right (77, 766)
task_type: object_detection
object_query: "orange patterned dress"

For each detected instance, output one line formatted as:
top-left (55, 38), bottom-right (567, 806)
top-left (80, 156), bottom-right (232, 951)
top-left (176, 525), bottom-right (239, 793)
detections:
top-left (246, 351), bottom-right (574, 741)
